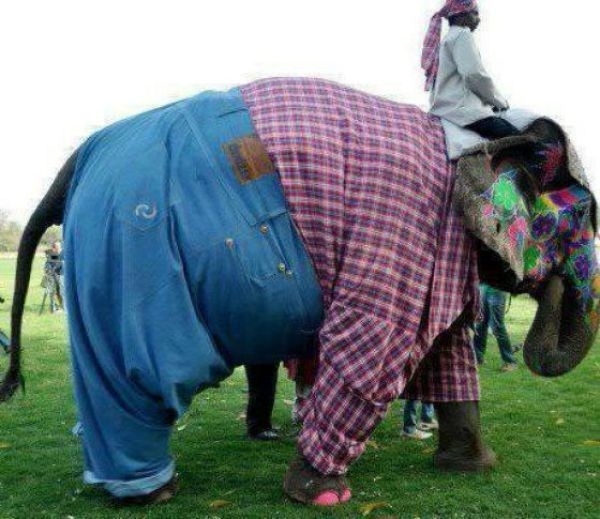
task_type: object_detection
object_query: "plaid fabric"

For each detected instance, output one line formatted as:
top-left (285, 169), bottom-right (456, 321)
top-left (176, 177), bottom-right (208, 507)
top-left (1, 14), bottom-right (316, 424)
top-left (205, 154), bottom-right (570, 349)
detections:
top-left (240, 78), bottom-right (480, 474)
top-left (422, 0), bottom-right (478, 90)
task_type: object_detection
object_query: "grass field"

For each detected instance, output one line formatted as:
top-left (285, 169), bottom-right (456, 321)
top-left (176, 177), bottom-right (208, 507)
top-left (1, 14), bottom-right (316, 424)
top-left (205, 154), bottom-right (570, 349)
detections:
top-left (0, 256), bottom-right (599, 518)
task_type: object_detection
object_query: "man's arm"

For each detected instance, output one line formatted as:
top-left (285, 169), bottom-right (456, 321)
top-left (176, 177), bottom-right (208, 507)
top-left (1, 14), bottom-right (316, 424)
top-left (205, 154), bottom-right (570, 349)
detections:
top-left (452, 30), bottom-right (509, 110)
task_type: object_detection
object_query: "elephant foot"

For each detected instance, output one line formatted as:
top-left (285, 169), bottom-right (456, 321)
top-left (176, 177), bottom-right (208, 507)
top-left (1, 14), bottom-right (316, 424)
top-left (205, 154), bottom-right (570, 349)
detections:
top-left (110, 474), bottom-right (179, 507)
top-left (434, 444), bottom-right (497, 472)
top-left (283, 455), bottom-right (351, 506)
top-left (433, 401), bottom-right (497, 473)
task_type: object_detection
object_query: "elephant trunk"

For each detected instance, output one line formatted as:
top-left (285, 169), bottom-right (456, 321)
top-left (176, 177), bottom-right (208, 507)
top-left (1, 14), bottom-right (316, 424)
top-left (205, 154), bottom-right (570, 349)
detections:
top-left (523, 274), bottom-right (598, 377)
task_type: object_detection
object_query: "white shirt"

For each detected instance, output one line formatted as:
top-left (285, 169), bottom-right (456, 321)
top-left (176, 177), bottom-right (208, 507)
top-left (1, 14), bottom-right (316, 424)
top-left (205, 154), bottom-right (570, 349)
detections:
top-left (429, 26), bottom-right (509, 127)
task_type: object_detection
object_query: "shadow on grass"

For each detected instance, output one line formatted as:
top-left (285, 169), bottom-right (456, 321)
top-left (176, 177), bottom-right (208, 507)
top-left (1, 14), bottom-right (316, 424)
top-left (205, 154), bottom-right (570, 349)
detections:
top-left (1, 263), bottom-right (599, 517)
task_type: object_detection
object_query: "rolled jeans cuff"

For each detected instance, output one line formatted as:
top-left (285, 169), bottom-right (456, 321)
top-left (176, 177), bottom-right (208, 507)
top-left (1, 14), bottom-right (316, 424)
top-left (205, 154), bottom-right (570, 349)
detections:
top-left (84, 460), bottom-right (175, 498)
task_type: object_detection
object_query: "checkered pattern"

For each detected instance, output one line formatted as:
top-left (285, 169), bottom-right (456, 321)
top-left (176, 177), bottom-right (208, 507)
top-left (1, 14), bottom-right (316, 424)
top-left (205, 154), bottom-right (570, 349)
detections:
top-left (240, 78), bottom-right (480, 474)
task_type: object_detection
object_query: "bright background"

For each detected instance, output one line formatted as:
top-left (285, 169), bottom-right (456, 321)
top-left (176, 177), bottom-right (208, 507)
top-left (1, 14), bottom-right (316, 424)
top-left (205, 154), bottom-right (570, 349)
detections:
top-left (1, 0), bottom-right (597, 224)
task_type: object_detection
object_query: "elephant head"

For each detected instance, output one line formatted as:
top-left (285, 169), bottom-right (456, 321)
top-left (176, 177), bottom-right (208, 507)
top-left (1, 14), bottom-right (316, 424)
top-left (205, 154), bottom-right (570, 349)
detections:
top-left (454, 118), bottom-right (599, 377)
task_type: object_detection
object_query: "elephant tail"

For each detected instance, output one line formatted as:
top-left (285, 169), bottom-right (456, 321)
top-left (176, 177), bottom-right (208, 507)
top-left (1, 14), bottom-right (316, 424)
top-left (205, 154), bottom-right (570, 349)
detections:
top-left (0, 151), bottom-right (78, 402)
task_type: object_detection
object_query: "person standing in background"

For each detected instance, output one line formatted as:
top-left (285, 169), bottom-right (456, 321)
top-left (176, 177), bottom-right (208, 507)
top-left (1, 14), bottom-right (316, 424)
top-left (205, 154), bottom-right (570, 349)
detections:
top-left (401, 400), bottom-right (438, 440)
top-left (473, 283), bottom-right (520, 372)
top-left (244, 363), bottom-right (280, 440)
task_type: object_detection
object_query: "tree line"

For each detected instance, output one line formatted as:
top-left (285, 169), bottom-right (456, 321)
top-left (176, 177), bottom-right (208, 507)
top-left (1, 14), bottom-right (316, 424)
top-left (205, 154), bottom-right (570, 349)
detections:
top-left (0, 210), bottom-right (61, 252)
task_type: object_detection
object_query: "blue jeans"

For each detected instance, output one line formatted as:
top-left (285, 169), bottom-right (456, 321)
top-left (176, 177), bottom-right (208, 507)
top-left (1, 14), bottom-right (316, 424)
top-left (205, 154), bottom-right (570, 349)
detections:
top-left (473, 284), bottom-right (517, 365)
top-left (64, 88), bottom-right (323, 497)
top-left (403, 400), bottom-right (435, 433)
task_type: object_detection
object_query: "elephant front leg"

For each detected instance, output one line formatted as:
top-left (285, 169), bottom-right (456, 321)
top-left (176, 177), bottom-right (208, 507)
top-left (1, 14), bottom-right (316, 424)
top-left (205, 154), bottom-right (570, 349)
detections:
top-left (283, 455), bottom-right (352, 506)
top-left (433, 401), bottom-right (497, 472)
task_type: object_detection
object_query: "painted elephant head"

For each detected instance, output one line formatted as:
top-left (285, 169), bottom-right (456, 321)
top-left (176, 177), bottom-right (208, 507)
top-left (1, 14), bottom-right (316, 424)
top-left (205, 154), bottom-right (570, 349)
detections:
top-left (454, 119), bottom-right (599, 377)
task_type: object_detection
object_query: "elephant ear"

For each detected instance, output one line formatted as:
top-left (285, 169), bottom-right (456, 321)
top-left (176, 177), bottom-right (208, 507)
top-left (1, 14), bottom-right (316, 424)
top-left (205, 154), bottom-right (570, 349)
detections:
top-left (453, 118), bottom-right (598, 285)
top-left (560, 127), bottom-right (598, 231)
top-left (453, 136), bottom-right (535, 283)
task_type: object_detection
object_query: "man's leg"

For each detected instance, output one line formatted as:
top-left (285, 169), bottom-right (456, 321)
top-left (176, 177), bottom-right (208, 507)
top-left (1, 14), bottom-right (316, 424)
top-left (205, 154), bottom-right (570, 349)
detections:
top-left (473, 288), bottom-right (490, 364)
top-left (244, 363), bottom-right (279, 439)
top-left (49, 275), bottom-right (58, 312)
top-left (488, 292), bottom-right (518, 366)
top-left (402, 400), bottom-right (419, 433)
top-left (466, 117), bottom-right (521, 140)
top-left (419, 402), bottom-right (438, 431)
top-left (55, 274), bottom-right (64, 309)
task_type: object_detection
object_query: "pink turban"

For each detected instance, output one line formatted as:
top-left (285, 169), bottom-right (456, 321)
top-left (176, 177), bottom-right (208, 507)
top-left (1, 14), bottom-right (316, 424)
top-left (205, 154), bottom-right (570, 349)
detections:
top-left (422, 0), bottom-right (479, 91)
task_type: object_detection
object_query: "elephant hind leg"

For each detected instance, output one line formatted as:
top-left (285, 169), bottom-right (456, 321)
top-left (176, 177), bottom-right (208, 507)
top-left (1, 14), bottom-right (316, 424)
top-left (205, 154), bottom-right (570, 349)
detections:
top-left (111, 474), bottom-right (179, 507)
top-left (433, 401), bottom-right (497, 472)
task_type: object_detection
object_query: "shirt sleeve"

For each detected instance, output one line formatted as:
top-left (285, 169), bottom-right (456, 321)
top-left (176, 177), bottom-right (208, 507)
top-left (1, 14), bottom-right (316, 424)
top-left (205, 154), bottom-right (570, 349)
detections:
top-left (452, 30), bottom-right (509, 110)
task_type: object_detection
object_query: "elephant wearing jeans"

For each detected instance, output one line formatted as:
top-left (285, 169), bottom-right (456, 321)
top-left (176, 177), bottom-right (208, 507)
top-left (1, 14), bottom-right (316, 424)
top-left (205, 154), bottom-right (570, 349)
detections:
top-left (1, 78), bottom-right (597, 506)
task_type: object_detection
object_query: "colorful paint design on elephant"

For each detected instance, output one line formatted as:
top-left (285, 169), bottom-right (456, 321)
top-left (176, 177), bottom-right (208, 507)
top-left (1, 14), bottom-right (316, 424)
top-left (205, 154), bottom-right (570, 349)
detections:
top-left (480, 167), bottom-right (531, 275)
top-left (533, 141), bottom-right (566, 188)
top-left (481, 167), bottom-right (600, 329)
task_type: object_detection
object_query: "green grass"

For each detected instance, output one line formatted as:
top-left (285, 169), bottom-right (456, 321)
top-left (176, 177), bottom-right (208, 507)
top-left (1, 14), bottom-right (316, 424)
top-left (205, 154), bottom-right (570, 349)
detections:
top-left (0, 256), bottom-right (599, 518)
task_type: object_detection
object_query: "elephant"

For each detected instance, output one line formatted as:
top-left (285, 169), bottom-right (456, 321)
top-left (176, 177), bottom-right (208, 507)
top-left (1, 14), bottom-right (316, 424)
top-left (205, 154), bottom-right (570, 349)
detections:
top-left (1, 77), bottom-right (598, 506)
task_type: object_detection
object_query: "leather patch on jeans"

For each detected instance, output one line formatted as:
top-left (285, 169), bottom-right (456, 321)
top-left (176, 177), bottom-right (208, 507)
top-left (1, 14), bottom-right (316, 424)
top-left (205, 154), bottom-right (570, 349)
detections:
top-left (223, 134), bottom-right (275, 184)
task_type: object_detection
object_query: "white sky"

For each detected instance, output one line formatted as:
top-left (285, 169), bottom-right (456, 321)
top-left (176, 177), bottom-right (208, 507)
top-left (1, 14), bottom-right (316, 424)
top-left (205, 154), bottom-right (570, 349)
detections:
top-left (1, 0), bottom-right (598, 224)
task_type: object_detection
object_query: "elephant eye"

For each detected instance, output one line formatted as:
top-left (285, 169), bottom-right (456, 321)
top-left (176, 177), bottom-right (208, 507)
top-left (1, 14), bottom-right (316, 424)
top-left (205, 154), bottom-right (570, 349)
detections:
top-left (514, 168), bottom-right (539, 209)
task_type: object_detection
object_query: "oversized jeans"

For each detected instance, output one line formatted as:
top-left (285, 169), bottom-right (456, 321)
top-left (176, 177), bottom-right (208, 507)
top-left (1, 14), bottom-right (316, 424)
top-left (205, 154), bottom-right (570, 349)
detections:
top-left (63, 89), bottom-right (323, 497)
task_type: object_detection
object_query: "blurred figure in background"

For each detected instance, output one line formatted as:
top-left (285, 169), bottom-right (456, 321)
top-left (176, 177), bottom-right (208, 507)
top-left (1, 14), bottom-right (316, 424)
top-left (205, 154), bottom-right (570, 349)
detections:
top-left (244, 363), bottom-right (279, 440)
top-left (474, 283), bottom-right (520, 372)
top-left (401, 399), bottom-right (438, 440)
top-left (42, 241), bottom-right (64, 312)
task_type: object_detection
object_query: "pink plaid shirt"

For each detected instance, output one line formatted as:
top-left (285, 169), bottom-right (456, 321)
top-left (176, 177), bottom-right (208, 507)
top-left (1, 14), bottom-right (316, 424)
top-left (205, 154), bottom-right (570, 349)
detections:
top-left (240, 78), bottom-right (480, 474)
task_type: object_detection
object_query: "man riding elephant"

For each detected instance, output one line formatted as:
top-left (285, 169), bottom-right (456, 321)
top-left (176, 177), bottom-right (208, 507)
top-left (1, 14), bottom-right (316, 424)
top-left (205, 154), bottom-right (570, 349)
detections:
top-left (1, 75), bottom-right (598, 506)
top-left (424, 0), bottom-right (521, 139)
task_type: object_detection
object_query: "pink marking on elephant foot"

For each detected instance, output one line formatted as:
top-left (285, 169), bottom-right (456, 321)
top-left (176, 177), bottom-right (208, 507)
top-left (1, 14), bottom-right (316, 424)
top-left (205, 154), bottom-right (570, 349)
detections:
top-left (283, 454), bottom-right (351, 506)
top-left (312, 487), bottom-right (352, 506)
top-left (313, 491), bottom-right (339, 506)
